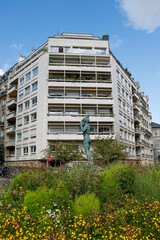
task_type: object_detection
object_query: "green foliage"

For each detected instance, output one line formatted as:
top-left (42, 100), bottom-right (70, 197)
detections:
top-left (23, 187), bottom-right (54, 217)
top-left (102, 34), bottom-right (109, 40)
top-left (116, 165), bottom-right (135, 195)
top-left (134, 166), bottom-right (160, 202)
top-left (43, 142), bottom-right (82, 165)
top-left (73, 192), bottom-right (100, 217)
top-left (92, 138), bottom-right (128, 165)
top-left (10, 172), bottom-right (40, 192)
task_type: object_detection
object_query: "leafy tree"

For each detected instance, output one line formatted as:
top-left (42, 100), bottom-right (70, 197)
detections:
top-left (43, 142), bottom-right (82, 166)
top-left (92, 138), bottom-right (128, 165)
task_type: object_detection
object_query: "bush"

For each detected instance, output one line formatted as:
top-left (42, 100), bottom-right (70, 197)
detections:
top-left (92, 138), bottom-right (128, 165)
top-left (73, 192), bottom-right (100, 217)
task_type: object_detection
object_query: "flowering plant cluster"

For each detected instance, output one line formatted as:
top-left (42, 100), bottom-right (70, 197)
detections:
top-left (0, 163), bottom-right (160, 239)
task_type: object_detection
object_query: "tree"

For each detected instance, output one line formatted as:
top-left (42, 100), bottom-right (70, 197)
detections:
top-left (92, 138), bottom-right (128, 165)
top-left (42, 142), bottom-right (83, 166)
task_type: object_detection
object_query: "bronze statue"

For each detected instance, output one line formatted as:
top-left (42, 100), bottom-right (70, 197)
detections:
top-left (80, 116), bottom-right (93, 165)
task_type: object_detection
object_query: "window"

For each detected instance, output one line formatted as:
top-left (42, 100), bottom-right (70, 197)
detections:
top-left (51, 46), bottom-right (59, 53)
top-left (94, 48), bottom-right (106, 55)
top-left (123, 102), bottom-right (126, 111)
top-left (17, 133), bottom-right (22, 142)
top-left (118, 98), bottom-right (121, 108)
top-left (156, 140), bottom-right (160, 148)
top-left (32, 81), bottom-right (38, 91)
top-left (49, 125), bottom-right (63, 133)
top-left (31, 112), bottom-right (37, 122)
top-left (31, 145), bottom-right (36, 154)
top-left (117, 85), bottom-right (120, 93)
top-left (124, 116), bottom-right (126, 125)
top-left (17, 118), bottom-right (22, 127)
top-left (24, 115), bottom-right (29, 125)
top-left (119, 113), bottom-right (122, 123)
top-left (25, 86), bottom-right (30, 95)
top-left (32, 96), bottom-right (37, 106)
top-left (126, 93), bottom-right (128, 101)
top-left (65, 109), bottom-right (79, 115)
top-left (2, 99), bottom-right (5, 108)
top-left (122, 88), bottom-right (125, 96)
top-left (16, 148), bottom-right (21, 157)
top-left (116, 70), bottom-right (120, 79)
top-left (120, 129), bottom-right (123, 138)
top-left (18, 104), bottom-right (23, 113)
top-left (64, 47), bottom-right (70, 53)
top-left (33, 67), bottom-right (38, 76)
top-left (99, 126), bottom-right (111, 132)
top-left (128, 84), bottom-right (131, 91)
top-left (20, 77), bottom-right (24, 85)
top-left (155, 129), bottom-right (157, 135)
top-left (19, 90), bottom-right (23, 99)
top-left (99, 109), bottom-right (110, 114)
top-left (121, 75), bottom-right (124, 83)
top-left (49, 109), bottom-right (63, 115)
top-left (26, 72), bottom-right (31, 81)
top-left (84, 109), bottom-right (95, 115)
top-left (23, 131), bottom-right (29, 140)
top-left (24, 100), bottom-right (30, 109)
top-left (65, 126), bottom-right (79, 133)
top-left (23, 147), bottom-right (28, 155)
top-left (30, 129), bottom-right (36, 138)
top-left (125, 80), bottom-right (127, 87)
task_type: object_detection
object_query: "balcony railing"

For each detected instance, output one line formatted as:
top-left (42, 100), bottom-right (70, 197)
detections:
top-left (8, 85), bottom-right (17, 96)
top-left (48, 77), bottom-right (111, 84)
top-left (7, 98), bottom-right (17, 108)
top-left (6, 125), bottom-right (16, 134)
top-left (6, 111), bottom-right (16, 121)
top-left (5, 140), bottom-right (15, 147)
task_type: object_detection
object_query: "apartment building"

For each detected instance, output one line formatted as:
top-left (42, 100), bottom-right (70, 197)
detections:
top-left (151, 122), bottom-right (160, 162)
top-left (0, 33), bottom-right (153, 166)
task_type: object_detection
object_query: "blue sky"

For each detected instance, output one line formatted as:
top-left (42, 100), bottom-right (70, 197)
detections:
top-left (0, 0), bottom-right (160, 123)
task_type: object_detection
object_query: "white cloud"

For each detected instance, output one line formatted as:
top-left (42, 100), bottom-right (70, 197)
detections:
top-left (10, 43), bottom-right (23, 50)
top-left (117, 0), bottom-right (160, 33)
top-left (0, 69), bottom-right (4, 76)
top-left (0, 63), bottom-right (10, 76)
top-left (110, 38), bottom-right (123, 48)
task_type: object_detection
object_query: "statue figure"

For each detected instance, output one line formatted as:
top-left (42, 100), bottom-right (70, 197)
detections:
top-left (80, 116), bottom-right (93, 165)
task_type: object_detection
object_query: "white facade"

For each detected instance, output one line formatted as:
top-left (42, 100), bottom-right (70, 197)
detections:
top-left (0, 33), bottom-right (153, 165)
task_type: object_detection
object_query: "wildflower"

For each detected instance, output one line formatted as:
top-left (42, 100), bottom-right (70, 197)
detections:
top-left (69, 194), bottom-right (72, 199)
top-left (13, 190), bottom-right (17, 195)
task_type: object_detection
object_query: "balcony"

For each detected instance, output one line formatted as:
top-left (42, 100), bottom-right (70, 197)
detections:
top-left (8, 85), bottom-right (17, 97)
top-left (7, 98), bottom-right (17, 108)
top-left (0, 89), bottom-right (7, 97)
top-left (133, 103), bottom-right (140, 112)
top-left (5, 140), bottom-right (15, 147)
top-left (6, 125), bottom-right (16, 134)
top-left (6, 111), bottom-right (16, 121)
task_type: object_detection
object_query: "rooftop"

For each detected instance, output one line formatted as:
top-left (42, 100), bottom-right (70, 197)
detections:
top-left (151, 122), bottom-right (160, 128)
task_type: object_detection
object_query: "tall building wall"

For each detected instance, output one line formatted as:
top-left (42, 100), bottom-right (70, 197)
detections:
top-left (0, 33), bottom-right (153, 166)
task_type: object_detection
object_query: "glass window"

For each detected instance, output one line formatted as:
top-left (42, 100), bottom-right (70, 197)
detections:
top-left (117, 85), bottom-right (120, 93)
top-left (23, 147), bottom-right (28, 155)
top-left (25, 86), bottom-right (30, 95)
top-left (32, 82), bottom-right (38, 91)
top-left (118, 98), bottom-right (121, 108)
top-left (31, 112), bottom-right (37, 122)
top-left (84, 109), bottom-right (95, 115)
top-left (19, 90), bottom-right (23, 99)
top-left (125, 80), bottom-right (127, 87)
top-left (24, 115), bottom-right (29, 125)
top-left (17, 133), bottom-right (22, 142)
top-left (121, 75), bottom-right (124, 83)
top-left (64, 47), bottom-right (71, 53)
top-left (49, 125), bottom-right (63, 133)
top-left (65, 109), bottom-right (79, 115)
top-left (32, 96), bottom-right (37, 106)
top-left (119, 113), bottom-right (122, 123)
top-left (24, 100), bottom-right (30, 109)
top-left (51, 46), bottom-right (59, 53)
top-left (33, 67), bottom-right (38, 76)
top-left (26, 72), bottom-right (31, 81)
top-left (20, 77), bottom-right (24, 85)
top-left (18, 104), bottom-right (23, 113)
top-left (155, 129), bottom-right (157, 135)
top-left (99, 126), bottom-right (111, 132)
top-left (116, 70), bottom-right (120, 79)
top-left (122, 88), bottom-right (125, 96)
top-left (31, 145), bottom-right (36, 154)
top-left (49, 109), bottom-right (63, 115)
top-left (156, 140), bottom-right (160, 148)
top-left (94, 48), bottom-right (106, 55)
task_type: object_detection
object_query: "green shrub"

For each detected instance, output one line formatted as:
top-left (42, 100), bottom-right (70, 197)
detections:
top-left (23, 187), bottom-right (55, 216)
top-left (73, 192), bottom-right (100, 217)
